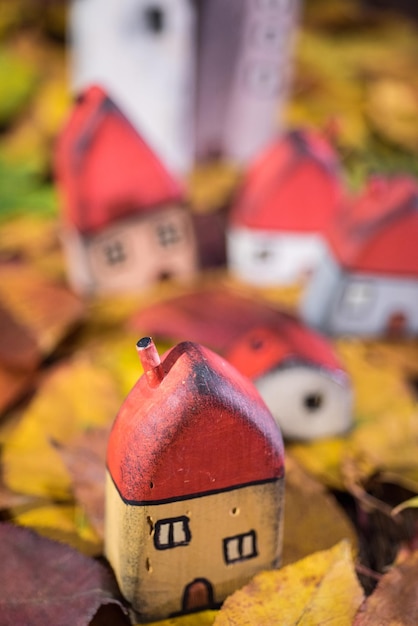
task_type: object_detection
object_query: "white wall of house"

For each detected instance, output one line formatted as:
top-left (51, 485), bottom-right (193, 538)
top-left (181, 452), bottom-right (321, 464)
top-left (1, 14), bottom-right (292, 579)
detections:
top-left (302, 249), bottom-right (418, 336)
top-left (69, 0), bottom-right (195, 175)
top-left (255, 364), bottom-right (353, 440)
top-left (227, 226), bottom-right (326, 285)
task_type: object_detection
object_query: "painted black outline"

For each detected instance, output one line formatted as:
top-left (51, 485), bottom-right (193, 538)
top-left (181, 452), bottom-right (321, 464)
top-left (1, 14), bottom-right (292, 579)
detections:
top-left (107, 470), bottom-right (283, 506)
top-left (154, 515), bottom-right (191, 551)
top-left (223, 530), bottom-right (258, 565)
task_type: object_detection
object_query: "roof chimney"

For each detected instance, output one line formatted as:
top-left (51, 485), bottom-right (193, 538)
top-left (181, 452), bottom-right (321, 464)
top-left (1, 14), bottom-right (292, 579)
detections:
top-left (136, 337), bottom-right (164, 387)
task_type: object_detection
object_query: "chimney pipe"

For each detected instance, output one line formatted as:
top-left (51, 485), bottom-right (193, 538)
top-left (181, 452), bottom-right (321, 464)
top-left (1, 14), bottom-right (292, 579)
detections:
top-left (136, 337), bottom-right (164, 387)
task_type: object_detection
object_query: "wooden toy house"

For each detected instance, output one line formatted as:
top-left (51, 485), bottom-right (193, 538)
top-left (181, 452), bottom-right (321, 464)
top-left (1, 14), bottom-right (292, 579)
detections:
top-left (69, 0), bottom-right (300, 173)
top-left (105, 337), bottom-right (285, 622)
top-left (225, 320), bottom-right (352, 441)
top-left (227, 128), bottom-right (346, 285)
top-left (55, 85), bottom-right (198, 294)
top-left (130, 288), bottom-right (352, 440)
top-left (301, 176), bottom-right (418, 337)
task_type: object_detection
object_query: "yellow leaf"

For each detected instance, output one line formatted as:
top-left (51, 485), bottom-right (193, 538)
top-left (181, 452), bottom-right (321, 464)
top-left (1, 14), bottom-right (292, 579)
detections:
top-left (283, 456), bottom-right (357, 565)
top-left (3, 357), bottom-right (122, 500)
top-left (215, 542), bottom-right (364, 626)
top-left (145, 611), bottom-right (218, 626)
top-left (14, 504), bottom-right (102, 556)
top-left (289, 339), bottom-right (418, 491)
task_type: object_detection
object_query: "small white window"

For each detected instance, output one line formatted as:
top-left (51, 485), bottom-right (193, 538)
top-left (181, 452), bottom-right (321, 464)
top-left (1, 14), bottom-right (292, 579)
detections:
top-left (154, 516), bottom-right (191, 550)
top-left (339, 281), bottom-right (374, 317)
top-left (223, 530), bottom-right (258, 564)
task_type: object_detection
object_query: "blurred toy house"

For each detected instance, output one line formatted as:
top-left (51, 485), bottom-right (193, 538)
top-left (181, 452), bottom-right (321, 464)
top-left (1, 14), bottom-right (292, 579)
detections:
top-left (227, 128), bottom-right (346, 285)
top-left (69, 0), bottom-right (300, 175)
top-left (55, 86), bottom-right (198, 294)
top-left (301, 176), bottom-right (418, 337)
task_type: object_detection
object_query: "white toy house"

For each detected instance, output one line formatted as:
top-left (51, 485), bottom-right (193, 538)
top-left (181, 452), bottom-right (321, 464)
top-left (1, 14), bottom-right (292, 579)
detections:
top-left (227, 128), bottom-right (346, 286)
top-left (69, 0), bottom-right (300, 174)
top-left (301, 176), bottom-right (418, 337)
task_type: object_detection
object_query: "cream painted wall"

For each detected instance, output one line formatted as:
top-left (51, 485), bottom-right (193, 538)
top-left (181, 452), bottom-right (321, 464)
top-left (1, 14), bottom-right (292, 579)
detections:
top-left (105, 472), bottom-right (284, 622)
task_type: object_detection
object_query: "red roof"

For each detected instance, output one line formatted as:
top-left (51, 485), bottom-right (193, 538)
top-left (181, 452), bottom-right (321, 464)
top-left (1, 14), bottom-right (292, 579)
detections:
top-left (130, 288), bottom-right (345, 376)
top-left (328, 176), bottom-right (418, 276)
top-left (229, 128), bottom-right (345, 232)
top-left (107, 342), bottom-right (284, 503)
top-left (55, 85), bottom-right (184, 234)
top-left (225, 318), bottom-right (343, 381)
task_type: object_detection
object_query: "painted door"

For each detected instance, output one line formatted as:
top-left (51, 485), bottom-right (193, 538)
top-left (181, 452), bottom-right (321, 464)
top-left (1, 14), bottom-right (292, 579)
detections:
top-left (182, 578), bottom-right (214, 612)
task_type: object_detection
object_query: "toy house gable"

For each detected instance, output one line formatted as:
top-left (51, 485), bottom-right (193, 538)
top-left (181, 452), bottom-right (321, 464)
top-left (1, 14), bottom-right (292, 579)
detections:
top-left (55, 86), bottom-right (198, 294)
top-left (107, 341), bottom-right (284, 504)
top-left (302, 176), bottom-right (418, 337)
top-left (56, 85), bottom-right (185, 234)
top-left (227, 129), bottom-right (345, 285)
top-left (105, 339), bottom-right (284, 622)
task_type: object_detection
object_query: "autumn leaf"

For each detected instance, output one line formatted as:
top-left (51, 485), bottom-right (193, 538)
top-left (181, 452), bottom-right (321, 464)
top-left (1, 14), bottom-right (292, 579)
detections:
top-left (0, 261), bottom-right (84, 357)
top-left (3, 356), bottom-right (122, 501)
top-left (283, 455), bottom-right (357, 565)
top-left (215, 541), bottom-right (364, 625)
top-left (54, 426), bottom-right (110, 538)
top-left (354, 551), bottom-right (418, 625)
top-left (145, 611), bottom-right (218, 626)
top-left (0, 523), bottom-right (129, 626)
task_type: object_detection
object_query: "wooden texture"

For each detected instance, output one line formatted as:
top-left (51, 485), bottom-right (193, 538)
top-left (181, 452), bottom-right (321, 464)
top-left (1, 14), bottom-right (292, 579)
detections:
top-left (105, 338), bottom-right (285, 622)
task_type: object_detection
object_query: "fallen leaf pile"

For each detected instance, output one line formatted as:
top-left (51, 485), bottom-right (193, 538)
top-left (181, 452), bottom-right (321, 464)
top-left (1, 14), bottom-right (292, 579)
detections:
top-left (1, 1), bottom-right (418, 624)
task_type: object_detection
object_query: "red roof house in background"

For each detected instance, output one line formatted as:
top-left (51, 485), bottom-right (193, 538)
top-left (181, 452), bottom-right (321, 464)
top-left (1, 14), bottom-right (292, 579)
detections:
top-left (55, 85), bottom-right (198, 294)
top-left (130, 288), bottom-right (353, 440)
top-left (227, 128), bottom-right (346, 285)
top-left (302, 175), bottom-right (418, 336)
top-left (105, 338), bottom-right (284, 621)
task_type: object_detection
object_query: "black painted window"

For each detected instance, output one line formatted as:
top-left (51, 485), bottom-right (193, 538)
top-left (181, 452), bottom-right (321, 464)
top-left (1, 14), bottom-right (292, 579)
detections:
top-left (223, 530), bottom-right (258, 564)
top-left (154, 516), bottom-right (191, 550)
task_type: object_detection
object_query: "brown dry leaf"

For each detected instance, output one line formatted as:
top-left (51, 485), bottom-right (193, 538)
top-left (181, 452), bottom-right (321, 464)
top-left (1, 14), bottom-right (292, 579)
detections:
top-left (0, 523), bottom-right (129, 626)
top-left (55, 426), bottom-right (110, 538)
top-left (0, 364), bottom-right (35, 414)
top-left (215, 541), bottom-right (364, 625)
top-left (0, 260), bottom-right (84, 357)
top-left (283, 455), bottom-right (357, 565)
top-left (354, 551), bottom-right (418, 625)
top-left (0, 301), bottom-right (39, 371)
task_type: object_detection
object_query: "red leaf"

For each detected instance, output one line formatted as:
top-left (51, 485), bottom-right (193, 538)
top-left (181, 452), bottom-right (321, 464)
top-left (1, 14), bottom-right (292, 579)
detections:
top-left (0, 523), bottom-right (129, 626)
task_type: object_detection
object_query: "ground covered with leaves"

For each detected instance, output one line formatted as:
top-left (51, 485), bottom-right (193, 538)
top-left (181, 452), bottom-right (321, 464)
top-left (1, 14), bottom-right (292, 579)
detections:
top-left (1, 1), bottom-right (418, 625)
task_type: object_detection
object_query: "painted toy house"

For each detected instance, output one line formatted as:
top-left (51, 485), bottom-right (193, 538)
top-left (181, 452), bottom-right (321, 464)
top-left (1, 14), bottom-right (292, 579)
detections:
top-left (301, 176), bottom-right (418, 337)
top-left (106, 337), bottom-right (284, 622)
top-left (55, 85), bottom-right (198, 294)
top-left (225, 320), bottom-right (352, 441)
top-left (69, 0), bottom-right (300, 173)
top-left (130, 288), bottom-right (353, 440)
top-left (227, 128), bottom-right (346, 285)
